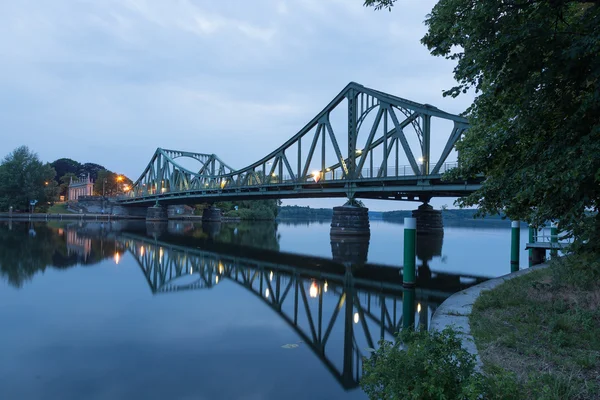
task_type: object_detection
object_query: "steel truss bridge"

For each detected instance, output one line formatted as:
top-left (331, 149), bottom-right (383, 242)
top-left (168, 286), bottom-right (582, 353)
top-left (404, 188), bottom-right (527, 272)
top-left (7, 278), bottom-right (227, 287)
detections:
top-left (120, 82), bottom-right (482, 206)
top-left (116, 231), bottom-right (487, 390)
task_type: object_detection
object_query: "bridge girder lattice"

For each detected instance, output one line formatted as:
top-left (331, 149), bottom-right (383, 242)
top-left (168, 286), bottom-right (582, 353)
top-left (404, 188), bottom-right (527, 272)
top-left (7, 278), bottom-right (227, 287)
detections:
top-left (124, 82), bottom-right (475, 205)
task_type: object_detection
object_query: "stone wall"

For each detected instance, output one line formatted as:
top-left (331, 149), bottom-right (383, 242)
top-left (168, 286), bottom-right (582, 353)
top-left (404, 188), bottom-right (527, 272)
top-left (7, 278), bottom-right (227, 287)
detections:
top-left (74, 197), bottom-right (147, 217)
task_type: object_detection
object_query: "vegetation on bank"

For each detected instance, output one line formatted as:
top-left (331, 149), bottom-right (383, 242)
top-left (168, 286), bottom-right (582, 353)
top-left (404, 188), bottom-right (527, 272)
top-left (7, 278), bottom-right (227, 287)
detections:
top-left (194, 200), bottom-right (281, 220)
top-left (470, 256), bottom-right (600, 399)
top-left (46, 203), bottom-right (74, 214)
top-left (360, 256), bottom-right (600, 399)
top-left (0, 146), bottom-right (133, 212)
top-left (0, 146), bottom-right (58, 212)
top-left (382, 208), bottom-right (504, 221)
top-left (277, 205), bottom-right (334, 220)
top-left (359, 1), bottom-right (599, 398)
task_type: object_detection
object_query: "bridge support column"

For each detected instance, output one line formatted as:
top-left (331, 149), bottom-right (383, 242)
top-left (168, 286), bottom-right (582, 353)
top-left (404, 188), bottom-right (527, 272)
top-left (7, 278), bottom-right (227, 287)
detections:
top-left (330, 204), bottom-right (370, 237)
top-left (146, 204), bottom-right (168, 221)
top-left (412, 202), bottom-right (444, 235)
top-left (202, 206), bottom-right (222, 222)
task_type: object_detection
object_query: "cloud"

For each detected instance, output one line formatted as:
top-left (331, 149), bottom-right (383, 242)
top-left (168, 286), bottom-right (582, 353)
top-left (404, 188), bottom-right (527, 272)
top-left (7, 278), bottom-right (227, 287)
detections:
top-left (0, 0), bottom-right (473, 210)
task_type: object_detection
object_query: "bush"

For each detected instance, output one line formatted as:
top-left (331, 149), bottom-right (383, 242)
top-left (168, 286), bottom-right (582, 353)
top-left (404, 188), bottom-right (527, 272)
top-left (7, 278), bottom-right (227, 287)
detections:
top-left (361, 328), bottom-right (481, 400)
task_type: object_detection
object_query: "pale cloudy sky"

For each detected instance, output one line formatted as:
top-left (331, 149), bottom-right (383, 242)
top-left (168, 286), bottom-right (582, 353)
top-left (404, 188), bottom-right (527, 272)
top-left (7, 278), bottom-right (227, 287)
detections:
top-left (0, 0), bottom-right (473, 210)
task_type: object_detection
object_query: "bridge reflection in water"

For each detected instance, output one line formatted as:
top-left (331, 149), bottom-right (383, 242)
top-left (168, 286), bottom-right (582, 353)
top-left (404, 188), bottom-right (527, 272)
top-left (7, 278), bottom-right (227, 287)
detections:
top-left (114, 222), bottom-right (486, 390)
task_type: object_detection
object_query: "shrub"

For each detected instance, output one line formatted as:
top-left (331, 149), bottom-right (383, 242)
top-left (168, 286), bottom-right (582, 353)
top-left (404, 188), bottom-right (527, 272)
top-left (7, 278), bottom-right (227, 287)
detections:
top-left (361, 327), bottom-right (481, 400)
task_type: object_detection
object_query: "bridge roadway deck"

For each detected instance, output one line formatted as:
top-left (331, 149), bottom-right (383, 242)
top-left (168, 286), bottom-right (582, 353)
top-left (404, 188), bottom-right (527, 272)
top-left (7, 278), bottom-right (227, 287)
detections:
top-left (117, 175), bottom-right (483, 207)
top-left (117, 230), bottom-right (489, 298)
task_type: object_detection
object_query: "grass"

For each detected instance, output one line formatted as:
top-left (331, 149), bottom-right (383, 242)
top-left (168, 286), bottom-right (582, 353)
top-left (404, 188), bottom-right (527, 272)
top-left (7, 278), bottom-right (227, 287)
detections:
top-left (470, 256), bottom-right (600, 399)
top-left (46, 203), bottom-right (74, 214)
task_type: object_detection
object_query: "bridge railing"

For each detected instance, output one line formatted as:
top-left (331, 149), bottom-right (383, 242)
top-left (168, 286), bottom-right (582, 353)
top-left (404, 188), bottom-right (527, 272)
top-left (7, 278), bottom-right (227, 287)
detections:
top-left (530, 226), bottom-right (572, 245)
top-left (127, 162), bottom-right (459, 197)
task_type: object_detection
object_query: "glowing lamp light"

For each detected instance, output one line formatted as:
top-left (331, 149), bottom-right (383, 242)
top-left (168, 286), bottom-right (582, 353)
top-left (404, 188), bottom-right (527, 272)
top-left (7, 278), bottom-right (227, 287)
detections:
top-left (324, 281), bottom-right (328, 293)
top-left (219, 262), bottom-right (224, 274)
top-left (418, 303), bottom-right (422, 313)
top-left (220, 180), bottom-right (226, 189)
top-left (140, 246), bottom-right (145, 256)
top-left (215, 276), bottom-right (219, 284)
top-left (265, 288), bottom-right (270, 298)
top-left (418, 157), bottom-right (425, 163)
top-left (354, 312), bottom-right (360, 324)
top-left (269, 271), bottom-right (274, 282)
top-left (312, 171), bottom-right (320, 182)
top-left (309, 281), bottom-right (318, 298)
top-left (114, 252), bottom-right (120, 265)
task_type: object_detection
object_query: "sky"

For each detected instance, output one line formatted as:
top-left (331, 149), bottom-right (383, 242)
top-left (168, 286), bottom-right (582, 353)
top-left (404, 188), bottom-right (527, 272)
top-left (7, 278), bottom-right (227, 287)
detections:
top-left (0, 0), bottom-right (475, 211)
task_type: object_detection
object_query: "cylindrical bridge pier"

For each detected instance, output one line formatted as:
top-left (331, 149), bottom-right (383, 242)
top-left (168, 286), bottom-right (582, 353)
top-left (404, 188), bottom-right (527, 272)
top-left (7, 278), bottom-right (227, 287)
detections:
top-left (202, 206), bottom-right (222, 222)
top-left (330, 205), bottom-right (370, 237)
top-left (412, 203), bottom-right (444, 234)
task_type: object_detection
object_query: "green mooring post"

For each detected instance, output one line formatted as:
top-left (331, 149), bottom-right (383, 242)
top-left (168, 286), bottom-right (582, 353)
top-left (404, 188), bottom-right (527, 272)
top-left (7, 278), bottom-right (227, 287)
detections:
top-left (511, 221), bottom-right (520, 272)
top-left (403, 287), bottom-right (415, 330)
top-left (550, 222), bottom-right (558, 257)
top-left (528, 227), bottom-right (535, 268)
top-left (403, 217), bottom-right (416, 287)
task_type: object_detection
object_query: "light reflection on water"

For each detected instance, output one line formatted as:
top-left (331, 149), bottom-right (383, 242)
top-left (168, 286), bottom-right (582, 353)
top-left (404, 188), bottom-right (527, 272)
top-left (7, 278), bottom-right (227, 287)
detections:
top-left (0, 219), bottom-right (522, 400)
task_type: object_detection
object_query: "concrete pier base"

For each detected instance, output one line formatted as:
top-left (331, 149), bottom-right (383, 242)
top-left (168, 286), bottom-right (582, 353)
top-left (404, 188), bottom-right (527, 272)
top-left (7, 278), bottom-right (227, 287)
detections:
top-left (202, 207), bottom-right (222, 222)
top-left (146, 205), bottom-right (168, 221)
top-left (330, 205), bottom-right (370, 237)
top-left (412, 203), bottom-right (443, 234)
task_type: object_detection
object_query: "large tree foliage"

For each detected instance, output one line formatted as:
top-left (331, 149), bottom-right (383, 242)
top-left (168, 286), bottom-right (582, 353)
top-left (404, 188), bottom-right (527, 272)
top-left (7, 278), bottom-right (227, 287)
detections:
top-left (50, 158), bottom-right (81, 180)
top-left (0, 146), bottom-right (58, 211)
top-left (366, 0), bottom-right (600, 253)
top-left (93, 169), bottom-right (133, 197)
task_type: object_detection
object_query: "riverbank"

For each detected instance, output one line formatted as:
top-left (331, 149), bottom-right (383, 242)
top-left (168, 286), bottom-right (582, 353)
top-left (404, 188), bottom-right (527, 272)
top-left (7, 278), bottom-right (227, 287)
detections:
top-left (0, 213), bottom-right (144, 221)
top-left (470, 256), bottom-right (600, 398)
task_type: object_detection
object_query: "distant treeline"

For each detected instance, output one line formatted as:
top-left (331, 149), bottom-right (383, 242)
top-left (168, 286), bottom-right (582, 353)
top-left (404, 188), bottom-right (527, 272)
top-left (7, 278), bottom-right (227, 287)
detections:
top-left (278, 205), bottom-right (505, 221)
top-left (382, 209), bottom-right (505, 221)
top-left (277, 205), bottom-right (333, 219)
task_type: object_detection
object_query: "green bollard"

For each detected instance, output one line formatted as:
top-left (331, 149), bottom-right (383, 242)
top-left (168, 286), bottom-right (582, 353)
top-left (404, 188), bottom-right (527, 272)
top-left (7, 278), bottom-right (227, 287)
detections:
top-left (550, 222), bottom-right (558, 258)
top-left (511, 221), bottom-right (520, 272)
top-left (528, 227), bottom-right (535, 268)
top-left (403, 217), bottom-right (416, 287)
top-left (403, 287), bottom-right (415, 330)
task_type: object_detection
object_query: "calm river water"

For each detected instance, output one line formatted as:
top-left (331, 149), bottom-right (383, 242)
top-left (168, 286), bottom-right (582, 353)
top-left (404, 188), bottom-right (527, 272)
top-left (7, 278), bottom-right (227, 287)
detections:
top-left (0, 219), bottom-right (531, 400)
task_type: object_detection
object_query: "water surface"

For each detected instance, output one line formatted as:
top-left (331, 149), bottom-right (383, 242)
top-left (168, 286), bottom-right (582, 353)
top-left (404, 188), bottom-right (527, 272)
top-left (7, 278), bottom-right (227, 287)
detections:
top-left (0, 219), bottom-right (529, 400)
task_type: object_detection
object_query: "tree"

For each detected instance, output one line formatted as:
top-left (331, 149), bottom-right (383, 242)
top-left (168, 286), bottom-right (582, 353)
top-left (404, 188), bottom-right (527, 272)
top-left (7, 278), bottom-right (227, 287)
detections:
top-left (93, 169), bottom-right (133, 197)
top-left (0, 146), bottom-right (57, 211)
top-left (365, 0), bottom-right (600, 254)
top-left (50, 158), bottom-right (81, 182)
top-left (59, 172), bottom-right (77, 197)
top-left (80, 162), bottom-right (106, 181)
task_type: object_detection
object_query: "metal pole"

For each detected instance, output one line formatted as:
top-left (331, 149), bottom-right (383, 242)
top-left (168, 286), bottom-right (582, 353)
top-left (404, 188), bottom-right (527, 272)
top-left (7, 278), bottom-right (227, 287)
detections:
top-left (511, 221), bottom-right (520, 272)
top-left (528, 226), bottom-right (534, 268)
top-left (550, 222), bottom-right (558, 257)
top-left (403, 217), bottom-right (416, 287)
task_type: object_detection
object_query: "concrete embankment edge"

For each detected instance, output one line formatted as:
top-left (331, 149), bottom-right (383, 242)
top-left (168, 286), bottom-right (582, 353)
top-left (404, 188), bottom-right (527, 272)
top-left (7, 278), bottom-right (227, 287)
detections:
top-left (430, 263), bottom-right (550, 371)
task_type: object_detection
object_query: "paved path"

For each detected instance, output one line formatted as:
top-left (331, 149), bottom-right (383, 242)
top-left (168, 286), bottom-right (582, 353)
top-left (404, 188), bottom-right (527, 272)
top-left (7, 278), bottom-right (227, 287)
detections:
top-left (430, 263), bottom-right (549, 370)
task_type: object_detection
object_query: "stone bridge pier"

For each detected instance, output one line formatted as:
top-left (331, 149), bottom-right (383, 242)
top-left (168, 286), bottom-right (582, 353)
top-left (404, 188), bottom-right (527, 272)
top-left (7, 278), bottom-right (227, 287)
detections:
top-left (330, 202), bottom-right (370, 237)
top-left (412, 198), bottom-right (444, 235)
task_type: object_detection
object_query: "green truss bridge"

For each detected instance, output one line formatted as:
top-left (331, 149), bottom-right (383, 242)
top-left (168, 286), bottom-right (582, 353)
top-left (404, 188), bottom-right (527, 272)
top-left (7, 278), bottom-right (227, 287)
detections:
top-left (119, 82), bottom-right (482, 208)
